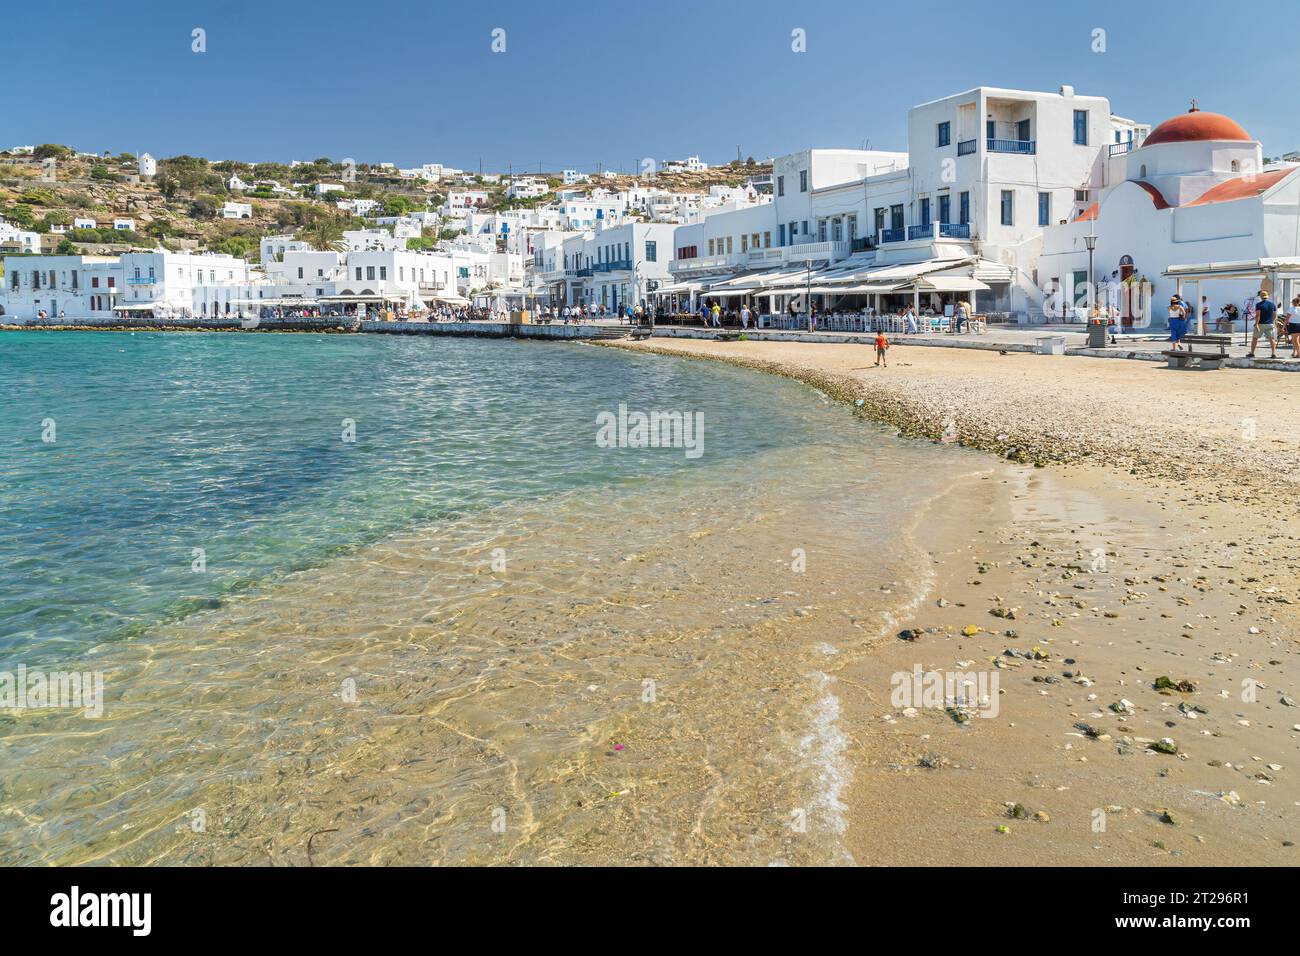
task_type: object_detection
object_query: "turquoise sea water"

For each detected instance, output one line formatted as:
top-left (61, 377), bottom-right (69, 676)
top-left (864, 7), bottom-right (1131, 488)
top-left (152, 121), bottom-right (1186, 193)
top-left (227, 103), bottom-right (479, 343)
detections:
top-left (2, 330), bottom-right (858, 661)
top-left (1, 330), bottom-right (1002, 865)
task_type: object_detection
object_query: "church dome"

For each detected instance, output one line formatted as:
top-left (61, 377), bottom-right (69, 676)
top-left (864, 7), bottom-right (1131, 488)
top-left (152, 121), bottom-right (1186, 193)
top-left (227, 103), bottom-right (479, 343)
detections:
top-left (1144, 109), bottom-right (1251, 147)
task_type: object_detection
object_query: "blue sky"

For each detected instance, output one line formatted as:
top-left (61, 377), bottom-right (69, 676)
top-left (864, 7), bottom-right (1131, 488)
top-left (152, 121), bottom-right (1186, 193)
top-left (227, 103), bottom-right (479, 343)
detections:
top-left (5, 0), bottom-right (1297, 169)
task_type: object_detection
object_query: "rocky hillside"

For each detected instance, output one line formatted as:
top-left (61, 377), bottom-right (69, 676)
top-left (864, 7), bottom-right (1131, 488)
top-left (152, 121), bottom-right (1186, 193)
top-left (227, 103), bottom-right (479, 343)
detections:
top-left (1, 144), bottom-right (772, 261)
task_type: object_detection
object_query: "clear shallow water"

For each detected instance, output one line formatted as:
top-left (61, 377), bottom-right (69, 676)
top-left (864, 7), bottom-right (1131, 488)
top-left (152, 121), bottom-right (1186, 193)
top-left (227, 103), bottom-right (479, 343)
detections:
top-left (4, 330), bottom-right (842, 660)
top-left (0, 331), bottom-right (991, 865)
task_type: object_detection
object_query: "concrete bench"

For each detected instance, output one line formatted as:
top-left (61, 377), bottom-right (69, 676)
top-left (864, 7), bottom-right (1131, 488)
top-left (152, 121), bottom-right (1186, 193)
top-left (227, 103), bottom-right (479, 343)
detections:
top-left (1162, 334), bottom-right (1230, 370)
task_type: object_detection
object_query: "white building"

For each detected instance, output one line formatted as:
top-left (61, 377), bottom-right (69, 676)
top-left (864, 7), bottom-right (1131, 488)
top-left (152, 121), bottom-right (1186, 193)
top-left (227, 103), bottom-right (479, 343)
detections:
top-left (0, 219), bottom-right (40, 253)
top-left (562, 169), bottom-right (589, 185)
top-left (555, 195), bottom-right (626, 230)
top-left (2, 251), bottom-right (255, 319)
top-left (137, 153), bottom-right (156, 178)
top-left (74, 217), bottom-right (97, 230)
top-left (337, 198), bottom-right (381, 217)
top-left (662, 155), bottom-right (708, 174)
top-left (506, 177), bottom-right (549, 200)
top-left (558, 221), bottom-right (675, 309)
top-left (229, 174), bottom-right (250, 191)
top-left (664, 84), bottom-right (1149, 320)
top-left (446, 189), bottom-right (489, 211)
top-left (222, 201), bottom-right (253, 219)
top-left (1040, 106), bottom-right (1300, 327)
top-left (113, 218), bottom-right (135, 232)
top-left (314, 183), bottom-right (346, 197)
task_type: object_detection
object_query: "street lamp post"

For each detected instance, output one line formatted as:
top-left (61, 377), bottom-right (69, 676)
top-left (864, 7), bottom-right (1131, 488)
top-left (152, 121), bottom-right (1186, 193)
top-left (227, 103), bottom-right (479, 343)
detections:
top-left (1083, 231), bottom-right (1098, 320)
top-left (805, 259), bottom-right (813, 331)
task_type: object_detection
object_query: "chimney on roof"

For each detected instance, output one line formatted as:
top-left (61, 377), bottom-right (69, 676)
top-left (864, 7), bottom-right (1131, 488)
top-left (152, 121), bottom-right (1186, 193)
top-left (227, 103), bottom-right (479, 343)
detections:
top-left (1059, 85), bottom-right (1074, 97)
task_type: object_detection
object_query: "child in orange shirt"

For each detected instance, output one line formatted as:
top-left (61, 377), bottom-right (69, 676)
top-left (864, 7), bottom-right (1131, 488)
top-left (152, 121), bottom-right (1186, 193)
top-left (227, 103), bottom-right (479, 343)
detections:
top-left (874, 331), bottom-right (889, 367)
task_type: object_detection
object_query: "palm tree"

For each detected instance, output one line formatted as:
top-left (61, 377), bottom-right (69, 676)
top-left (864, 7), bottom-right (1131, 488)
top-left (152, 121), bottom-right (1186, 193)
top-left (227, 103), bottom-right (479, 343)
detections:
top-left (301, 218), bottom-right (345, 252)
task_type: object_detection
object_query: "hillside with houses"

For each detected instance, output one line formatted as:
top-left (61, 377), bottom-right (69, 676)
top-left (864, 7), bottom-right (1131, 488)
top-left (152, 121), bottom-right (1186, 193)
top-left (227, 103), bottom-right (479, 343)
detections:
top-left (0, 144), bottom-right (771, 265)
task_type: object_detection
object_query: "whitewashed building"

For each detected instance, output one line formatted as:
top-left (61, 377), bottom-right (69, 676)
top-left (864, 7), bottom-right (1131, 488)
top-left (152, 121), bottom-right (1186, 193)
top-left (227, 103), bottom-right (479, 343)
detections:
top-left (665, 85), bottom-right (1151, 320)
top-left (0, 219), bottom-right (40, 254)
top-left (506, 177), bottom-right (549, 200)
top-left (558, 222), bottom-right (675, 309)
top-left (2, 251), bottom-right (254, 319)
top-left (1040, 106), bottom-right (1300, 327)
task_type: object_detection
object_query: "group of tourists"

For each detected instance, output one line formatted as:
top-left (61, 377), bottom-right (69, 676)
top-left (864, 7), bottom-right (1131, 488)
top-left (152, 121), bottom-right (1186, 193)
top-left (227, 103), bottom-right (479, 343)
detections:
top-left (532, 303), bottom-right (650, 324)
top-left (1167, 291), bottom-right (1300, 358)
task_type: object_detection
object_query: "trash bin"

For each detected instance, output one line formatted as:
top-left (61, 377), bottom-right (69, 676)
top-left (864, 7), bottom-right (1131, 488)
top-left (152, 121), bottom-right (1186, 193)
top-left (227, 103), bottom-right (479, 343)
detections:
top-left (1036, 335), bottom-right (1066, 355)
top-left (1087, 321), bottom-right (1108, 348)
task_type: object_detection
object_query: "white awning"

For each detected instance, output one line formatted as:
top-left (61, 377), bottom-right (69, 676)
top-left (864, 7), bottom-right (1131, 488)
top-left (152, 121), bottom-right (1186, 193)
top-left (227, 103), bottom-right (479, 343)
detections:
top-left (657, 279), bottom-right (714, 294)
top-left (916, 276), bottom-right (991, 292)
top-left (804, 284), bottom-right (897, 295)
top-left (1164, 257), bottom-right (1300, 280)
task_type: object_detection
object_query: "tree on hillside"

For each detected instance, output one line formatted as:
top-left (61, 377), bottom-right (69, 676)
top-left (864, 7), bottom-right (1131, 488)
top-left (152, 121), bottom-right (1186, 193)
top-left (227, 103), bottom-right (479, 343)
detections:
top-left (157, 155), bottom-right (224, 196)
top-left (301, 217), bottom-right (346, 251)
top-left (382, 193), bottom-right (415, 215)
top-left (33, 144), bottom-right (72, 161)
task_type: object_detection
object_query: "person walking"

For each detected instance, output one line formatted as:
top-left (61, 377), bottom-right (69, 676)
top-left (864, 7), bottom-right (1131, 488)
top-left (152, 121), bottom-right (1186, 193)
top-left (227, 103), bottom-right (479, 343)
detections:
top-left (905, 306), bottom-right (918, 335)
top-left (874, 330), bottom-right (889, 367)
top-left (711, 301), bottom-right (721, 328)
top-left (1167, 295), bottom-right (1188, 350)
top-left (1249, 290), bottom-right (1278, 358)
top-left (1287, 296), bottom-right (1300, 355)
top-left (740, 303), bottom-right (750, 329)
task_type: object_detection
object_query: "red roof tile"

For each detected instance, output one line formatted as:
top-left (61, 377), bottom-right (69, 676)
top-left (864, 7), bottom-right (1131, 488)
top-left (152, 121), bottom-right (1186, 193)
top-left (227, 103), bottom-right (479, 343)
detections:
top-left (1133, 181), bottom-right (1172, 209)
top-left (1185, 167), bottom-right (1296, 206)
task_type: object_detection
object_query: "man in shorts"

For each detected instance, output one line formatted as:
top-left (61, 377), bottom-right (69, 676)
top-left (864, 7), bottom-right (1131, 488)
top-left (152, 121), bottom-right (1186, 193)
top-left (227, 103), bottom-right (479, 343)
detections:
top-left (1250, 290), bottom-right (1278, 359)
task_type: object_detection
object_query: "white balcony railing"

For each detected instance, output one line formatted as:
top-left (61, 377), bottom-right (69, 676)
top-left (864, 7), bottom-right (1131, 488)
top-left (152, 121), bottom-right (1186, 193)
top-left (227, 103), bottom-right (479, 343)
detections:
top-left (749, 240), bottom-right (851, 265)
top-left (669, 254), bottom-right (732, 274)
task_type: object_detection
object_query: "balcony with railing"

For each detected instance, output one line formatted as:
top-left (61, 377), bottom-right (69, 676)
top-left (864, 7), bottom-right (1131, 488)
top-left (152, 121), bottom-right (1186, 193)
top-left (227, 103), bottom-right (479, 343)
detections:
top-left (881, 222), bottom-right (972, 244)
top-left (956, 139), bottom-right (977, 157)
top-left (669, 254), bottom-right (732, 275)
top-left (1108, 141), bottom-right (1135, 156)
top-left (592, 258), bottom-right (632, 273)
top-left (987, 138), bottom-right (1035, 155)
top-left (743, 240), bottom-right (851, 266)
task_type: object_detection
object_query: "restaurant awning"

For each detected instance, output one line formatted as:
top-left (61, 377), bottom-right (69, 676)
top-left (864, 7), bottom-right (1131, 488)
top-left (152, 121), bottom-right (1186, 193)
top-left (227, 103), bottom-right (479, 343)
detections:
top-left (319, 292), bottom-right (407, 303)
top-left (915, 276), bottom-right (991, 292)
top-left (657, 277), bottom-right (721, 295)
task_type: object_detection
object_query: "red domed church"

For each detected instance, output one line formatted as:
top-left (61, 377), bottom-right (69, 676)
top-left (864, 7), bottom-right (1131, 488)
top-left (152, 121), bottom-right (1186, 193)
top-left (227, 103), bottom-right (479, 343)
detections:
top-left (1040, 103), bottom-right (1300, 329)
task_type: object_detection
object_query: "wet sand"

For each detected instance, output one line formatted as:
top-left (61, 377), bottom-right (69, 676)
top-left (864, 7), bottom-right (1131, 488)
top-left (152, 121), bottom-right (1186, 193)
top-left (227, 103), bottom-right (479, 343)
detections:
top-left (609, 338), bottom-right (1300, 864)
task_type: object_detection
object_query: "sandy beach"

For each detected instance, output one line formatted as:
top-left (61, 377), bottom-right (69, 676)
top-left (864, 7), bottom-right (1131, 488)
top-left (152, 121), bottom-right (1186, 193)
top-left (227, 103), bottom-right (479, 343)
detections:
top-left (606, 337), bottom-right (1300, 864)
